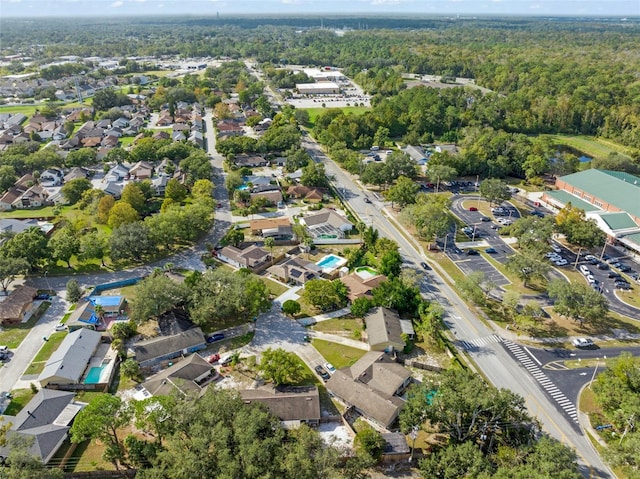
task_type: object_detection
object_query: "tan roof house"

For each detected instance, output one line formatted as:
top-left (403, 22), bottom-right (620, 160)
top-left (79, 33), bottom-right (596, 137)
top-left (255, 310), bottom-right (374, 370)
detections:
top-left (140, 353), bottom-right (215, 397)
top-left (0, 285), bottom-right (38, 325)
top-left (251, 190), bottom-right (283, 205)
top-left (250, 217), bottom-right (292, 235)
top-left (364, 307), bottom-right (414, 352)
top-left (129, 161), bottom-right (154, 180)
top-left (286, 185), bottom-right (327, 203)
top-left (267, 257), bottom-right (321, 285)
top-left (217, 245), bottom-right (270, 269)
top-left (340, 272), bottom-right (387, 301)
top-left (325, 351), bottom-right (412, 429)
top-left (13, 184), bottom-right (49, 209)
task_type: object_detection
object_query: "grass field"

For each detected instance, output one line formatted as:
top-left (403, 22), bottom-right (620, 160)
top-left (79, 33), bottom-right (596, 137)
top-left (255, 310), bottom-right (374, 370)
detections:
top-left (549, 134), bottom-right (633, 159)
top-left (304, 106), bottom-right (370, 127)
top-left (2, 389), bottom-right (35, 416)
top-left (311, 339), bottom-right (367, 369)
top-left (24, 331), bottom-right (67, 374)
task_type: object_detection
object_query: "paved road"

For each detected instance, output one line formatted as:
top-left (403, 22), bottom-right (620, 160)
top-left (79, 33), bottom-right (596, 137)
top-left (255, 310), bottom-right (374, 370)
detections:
top-left (300, 134), bottom-right (612, 477)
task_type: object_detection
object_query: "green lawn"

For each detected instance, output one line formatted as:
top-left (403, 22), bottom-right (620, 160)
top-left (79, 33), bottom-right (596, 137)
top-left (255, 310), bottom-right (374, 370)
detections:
top-left (312, 318), bottom-right (363, 335)
top-left (0, 206), bottom-right (57, 219)
top-left (32, 331), bottom-right (67, 362)
top-left (304, 106), bottom-right (370, 128)
top-left (311, 339), bottom-right (367, 369)
top-left (258, 276), bottom-right (289, 298)
top-left (3, 389), bottom-right (35, 416)
top-left (0, 301), bottom-right (52, 349)
top-left (548, 134), bottom-right (633, 159)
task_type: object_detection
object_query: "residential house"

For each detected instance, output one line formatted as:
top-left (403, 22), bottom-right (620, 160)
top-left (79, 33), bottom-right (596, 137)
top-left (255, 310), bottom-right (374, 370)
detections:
top-left (133, 328), bottom-right (207, 368)
top-left (66, 296), bottom-right (126, 332)
top-left (172, 131), bottom-right (185, 142)
top-left (0, 218), bottom-right (53, 242)
top-left (189, 130), bottom-right (204, 148)
top-left (38, 329), bottom-right (103, 388)
top-left (63, 167), bottom-right (90, 183)
top-left (0, 285), bottom-right (38, 325)
top-left (381, 433), bottom-right (410, 463)
top-left (152, 174), bottom-right (170, 196)
top-left (267, 257), bottom-right (321, 285)
top-left (364, 307), bottom-right (414, 352)
top-left (139, 354), bottom-right (216, 398)
top-left (216, 122), bottom-right (244, 138)
top-left (325, 351), bottom-right (412, 429)
top-left (217, 245), bottom-right (270, 269)
top-left (286, 185), bottom-right (327, 203)
top-left (13, 184), bottom-right (49, 209)
top-left (0, 389), bottom-right (84, 464)
top-left (251, 190), bottom-right (283, 205)
top-left (153, 130), bottom-right (170, 141)
top-left (300, 209), bottom-right (353, 239)
top-left (234, 155), bottom-right (268, 168)
top-left (104, 163), bottom-right (130, 182)
top-left (129, 161), bottom-right (154, 180)
top-left (81, 136), bottom-right (102, 148)
top-left (249, 217), bottom-right (292, 235)
top-left (252, 184), bottom-right (281, 194)
top-left (340, 272), bottom-right (387, 302)
top-left (39, 168), bottom-right (64, 187)
top-left (240, 386), bottom-right (321, 428)
top-left (0, 174), bottom-right (34, 210)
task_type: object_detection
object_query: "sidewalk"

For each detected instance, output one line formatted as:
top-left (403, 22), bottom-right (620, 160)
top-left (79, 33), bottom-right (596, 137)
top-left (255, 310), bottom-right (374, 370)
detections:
top-left (307, 330), bottom-right (370, 351)
top-left (297, 307), bottom-right (350, 326)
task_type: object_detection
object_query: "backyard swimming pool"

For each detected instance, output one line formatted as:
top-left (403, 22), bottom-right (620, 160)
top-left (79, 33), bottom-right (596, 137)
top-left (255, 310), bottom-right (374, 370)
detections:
top-left (316, 254), bottom-right (348, 273)
top-left (355, 266), bottom-right (378, 280)
top-left (84, 365), bottom-right (106, 384)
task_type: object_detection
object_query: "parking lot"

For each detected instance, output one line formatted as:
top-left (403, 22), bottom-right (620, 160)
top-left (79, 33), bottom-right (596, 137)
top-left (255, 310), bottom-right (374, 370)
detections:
top-left (447, 245), bottom-right (511, 287)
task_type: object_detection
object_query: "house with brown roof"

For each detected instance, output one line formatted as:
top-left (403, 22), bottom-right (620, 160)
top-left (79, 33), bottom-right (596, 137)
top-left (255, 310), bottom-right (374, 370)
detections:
top-left (300, 209), bottom-right (353, 239)
top-left (217, 245), bottom-right (270, 269)
top-left (152, 130), bottom-right (170, 140)
top-left (0, 285), bottom-right (38, 325)
top-left (235, 155), bottom-right (268, 168)
top-left (364, 307), bottom-right (414, 352)
top-left (340, 272), bottom-right (387, 301)
top-left (216, 122), bottom-right (244, 138)
top-left (13, 184), bottom-right (49, 209)
top-left (140, 353), bottom-right (216, 398)
top-left (251, 190), bottom-right (283, 205)
top-left (240, 386), bottom-right (321, 427)
top-left (250, 217), bottom-right (292, 235)
top-left (81, 136), bottom-right (102, 148)
top-left (267, 257), bottom-right (321, 285)
top-left (286, 185), bottom-right (327, 203)
top-left (63, 167), bottom-right (90, 183)
top-left (129, 161), bottom-right (154, 180)
top-left (325, 351), bottom-right (412, 429)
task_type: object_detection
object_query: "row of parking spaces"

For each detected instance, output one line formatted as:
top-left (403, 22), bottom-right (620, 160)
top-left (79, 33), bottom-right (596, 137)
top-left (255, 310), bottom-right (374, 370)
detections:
top-left (448, 249), bottom-right (510, 287)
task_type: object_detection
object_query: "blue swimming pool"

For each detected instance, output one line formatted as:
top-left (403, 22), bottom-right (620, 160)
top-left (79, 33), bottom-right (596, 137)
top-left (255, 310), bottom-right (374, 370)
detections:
top-left (316, 254), bottom-right (346, 269)
top-left (84, 366), bottom-right (105, 384)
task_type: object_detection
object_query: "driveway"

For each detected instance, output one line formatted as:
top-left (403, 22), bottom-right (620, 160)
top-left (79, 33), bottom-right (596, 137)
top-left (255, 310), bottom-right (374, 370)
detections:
top-left (0, 295), bottom-right (70, 397)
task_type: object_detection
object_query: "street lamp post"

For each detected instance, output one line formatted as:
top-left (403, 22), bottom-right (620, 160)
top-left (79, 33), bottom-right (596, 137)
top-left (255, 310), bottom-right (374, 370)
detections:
top-left (589, 355), bottom-right (606, 389)
top-left (409, 426), bottom-right (418, 463)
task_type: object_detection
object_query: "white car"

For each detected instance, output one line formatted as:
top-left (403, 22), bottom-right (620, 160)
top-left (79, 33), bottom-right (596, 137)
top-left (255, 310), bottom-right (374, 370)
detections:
top-left (547, 254), bottom-right (561, 261)
top-left (546, 252), bottom-right (560, 258)
top-left (579, 265), bottom-right (591, 275)
top-left (586, 274), bottom-right (596, 284)
top-left (555, 259), bottom-right (568, 266)
top-left (572, 338), bottom-right (594, 348)
top-left (54, 323), bottom-right (66, 331)
top-left (550, 244), bottom-right (562, 253)
top-left (324, 362), bottom-right (336, 373)
top-left (585, 255), bottom-right (597, 261)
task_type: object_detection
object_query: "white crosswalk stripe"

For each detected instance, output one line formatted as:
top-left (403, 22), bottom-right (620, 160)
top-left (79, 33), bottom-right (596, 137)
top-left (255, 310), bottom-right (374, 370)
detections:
top-left (459, 334), bottom-right (503, 351)
top-left (502, 340), bottom-right (578, 424)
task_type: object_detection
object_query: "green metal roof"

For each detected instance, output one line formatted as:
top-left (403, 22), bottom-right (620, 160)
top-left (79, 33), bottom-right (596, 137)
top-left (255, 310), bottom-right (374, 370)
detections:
top-left (599, 212), bottom-right (638, 231)
top-left (545, 190), bottom-right (599, 212)
top-left (558, 169), bottom-right (640, 218)
top-left (622, 232), bottom-right (640, 247)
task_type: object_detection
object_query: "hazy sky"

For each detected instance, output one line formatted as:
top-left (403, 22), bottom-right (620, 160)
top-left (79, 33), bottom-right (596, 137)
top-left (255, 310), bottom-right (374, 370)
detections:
top-left (1, 0), bottom-right (638, 17)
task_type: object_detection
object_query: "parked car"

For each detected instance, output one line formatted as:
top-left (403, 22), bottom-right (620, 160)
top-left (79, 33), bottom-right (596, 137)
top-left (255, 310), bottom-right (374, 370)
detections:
top-left (206, 353), bottom-right (220, 364)
top-left (618, 264), bottom-right (631, 272)
top-left (420, 262), bottom-right (430, 270)
top-left (597, 262), bottom-right (609, 270)
top-left (550, 244), bottom-right (562, 253)
top-left (586, 274), bottom-right (596, 284)
top-left (572, 338), bottom-right (594, 348)
top-left (315, 365), bottom-right (330, 381)
top-left (616, 282), bottom-right (632, 290)
top-left (555, 259), bottom-right (568, 266)
top-left (585, 255), bottom-right (597, 261)
top-left (324, 363), bottom-right (336, 373)
top-left (469, 206), bottom-right (478, 211)
top-left (363, 197), bottom-right (371, 204)
top-left (531, 211), bottom-right (545, 218)
top-left (608, 271), bottom-right (621, 278)
top-left (54, 323), bottom-right (66, 331)
top-left (466, 249), bottom-right (479, 256)
top-left (219, 354), bottom-right (234, 366)
top-left (485, 247), bottom-right (497, 254)
top-left (35, 294), bottom-right (51, 300)
top-left (579, 265), bottom-right (590, 275)
top-left (207, 333), bottom-right (225, 343)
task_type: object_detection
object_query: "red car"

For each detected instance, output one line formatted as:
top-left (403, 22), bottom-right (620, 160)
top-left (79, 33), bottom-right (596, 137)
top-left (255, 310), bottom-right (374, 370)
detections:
top-left (206, 354), bottom-right (220, 364)
top-left (469, 207), bottom-right (478, 211)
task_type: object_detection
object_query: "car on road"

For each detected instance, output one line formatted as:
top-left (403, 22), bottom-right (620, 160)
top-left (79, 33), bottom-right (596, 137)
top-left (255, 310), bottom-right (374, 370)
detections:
top-left (363, 197), bottom-right (371, 204)
top-left (490, 224), bottom-right (501, 230)
top-left (315, 365), bottom-right (330, 381)
top-left (303, 335), bottom-right (311, 342)
top-left (555, 259), bottom-right (568, 266)
top-left (207, 333), bottom-right (225, 343)
top-left (572, 338), bottom-right (594, 348)
top-left (531, 210), bottom-right (545, 218)
top-left (485, 247), bottom-right (497, 254)
top-left (469, 206), bottom-right (478, 211)
top-left (480, 216), bottom-right (491, 222)
top-left (420, 262), bottom-right (430, 270)
top-left (54, 323), bottom-right (66, 331)
top-left (466, 249), bottom-right (479, 255)
top-left (324, 363), bottom-right (336, 373)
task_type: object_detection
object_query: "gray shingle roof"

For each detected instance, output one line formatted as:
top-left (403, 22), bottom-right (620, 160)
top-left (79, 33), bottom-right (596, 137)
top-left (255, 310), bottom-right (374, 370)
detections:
top-left (133, 328), bottom-right (206, 364)
top-left (38, 329), bottom-right (102, 385)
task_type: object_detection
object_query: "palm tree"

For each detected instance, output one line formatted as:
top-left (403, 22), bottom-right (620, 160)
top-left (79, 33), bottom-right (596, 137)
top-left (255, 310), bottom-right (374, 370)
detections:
top-left (264, 237), bottom-right (275, 266)
top-left (94, 304), bottom-right (105, 326)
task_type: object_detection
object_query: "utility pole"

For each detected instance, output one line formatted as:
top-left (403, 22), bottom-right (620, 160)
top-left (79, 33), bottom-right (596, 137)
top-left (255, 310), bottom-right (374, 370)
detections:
top-left (619, 414), bottom-right (635, 446)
